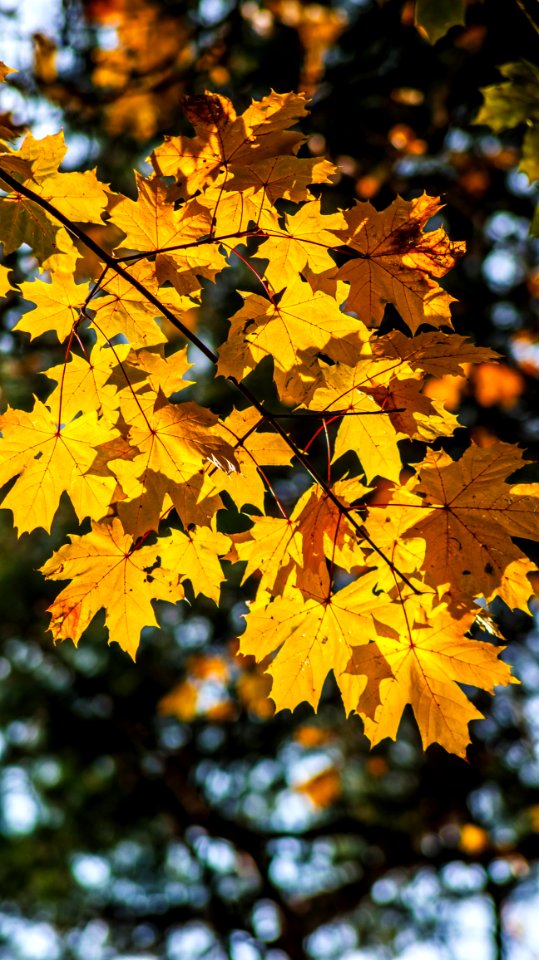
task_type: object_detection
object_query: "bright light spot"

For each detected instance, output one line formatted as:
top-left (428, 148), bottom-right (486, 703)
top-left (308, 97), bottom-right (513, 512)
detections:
top-left (71, 854), bottom-right (111, 889)
top-left (12, 922), bottom-right (61, 960)
top-left (167, 922), bottom-right (216, 959)
top-left (1, 767), bottom-right (40, 835)
top-left (251, 899), bottom-right (282, 942)
top-left (482, 249), bottom-right (526, 293)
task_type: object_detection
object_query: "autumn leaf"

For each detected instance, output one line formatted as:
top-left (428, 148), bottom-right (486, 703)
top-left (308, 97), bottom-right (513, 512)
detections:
top-left (43, 338), bottom-right (129, 422)
top-left (41, 518), bottom-right (181, 658)
top-left (151, 90), bottom-right (310, 195)
top-left (111, 173), bottom-right (188, 252)
top-left (372, 330), bottom-right (499, 378)
top-left (0, 400), bottom-right (119, 533)
top-left (0, 186), bottom-right (60, 262)
top-left (348, 599), bottom-right (517, 756)
top-left (32, 170), bottom-right (109, 223)
top-left (235, 514), bottom-right (303, 596)
top-left (91, 262), bottom-right (169, 348)
top-left (160, 525), bottom-right (230, 604)
top-left (336, 194), bottom-right (465, 331)
top-left (400, 442), bottom-right (539, 610)
top-left (258, 200), bottom-right (346, 288)
top-left (16, 272), bottom-right (90, 342)
top-left (239, 570), bottom-right (390, 714)
top-left (218, 277), bottom-right (363, 392)
top-left (308, 360), bottom-right (404, 483)
top-left (207, 406), bottom-right (293, 513)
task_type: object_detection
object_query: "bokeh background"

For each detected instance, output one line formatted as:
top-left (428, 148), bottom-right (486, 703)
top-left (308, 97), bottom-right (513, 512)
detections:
top-left (0, 1), bottom-right (539, 958)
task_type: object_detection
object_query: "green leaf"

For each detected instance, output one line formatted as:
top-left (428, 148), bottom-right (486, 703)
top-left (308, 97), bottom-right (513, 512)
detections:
top-left (0, 192), bottom-right (59, 262)
top-left (475, 61), bottom-right (539, 132)
top-left (415, 0), bottom-right (466, 44)
top-left (522, 124), bottom-right (539, 183)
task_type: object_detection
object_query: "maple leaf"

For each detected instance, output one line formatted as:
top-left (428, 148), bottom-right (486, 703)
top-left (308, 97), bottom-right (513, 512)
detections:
top-left (235, 515), bottom-right (303, 596)
top-left (43, 338), bottom-right (129, 422)
top-left (41, 518), bottom-right (181, 659)
top-left (218, 278), bottom-right (363, 392)
top-left (111, 174), bottom-right (187, 252)
top-left (15, 131), bottom-right (67, 181)
top-left (124, 345), bottom-right (193, 398)
top-left (121, 391), bottom-right (239, 480)
top-left (226, 154), bottom-right (336, 206)
top-left (91, 262), bottom-right (169, 348)
top-left (363, 488), bottom-right (427, 591)
top-left (0, 186), bottom-right (60, 262)
top-left (372, 330), bottom-right (499, 378)
top-left (347, 599), bottom-right (517, 757)
top-left (308, 360), bottom-right (404, 483)
top-left (160, 525), bottom-right (230, 604)
top-left (398, 442), bottom-right (539, 610)
top-left (107, 391), bottom-right (237, 534)
top-left (151, 90), bottom-right (310, 195)
top-left (336, 194), bottom-right (465, 331)
top-left (209, 406), bottom-right (293, 513)
top-left (290, 484), bottom-right (365, 595)
top-left (239, 570), bottom-right (390, 714)
top-left (16, 272), bottom-right (90, 342)
top-left (258, 200), bottom-right (346, 289)
top-left (31, 170), bottom-right (109, 223)
top-left (0, 400), bottom-right (119, 534)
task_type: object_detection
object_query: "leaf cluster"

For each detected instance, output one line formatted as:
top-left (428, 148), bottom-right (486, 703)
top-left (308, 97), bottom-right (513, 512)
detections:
top-left (0, 65), bottom-right (537, 757)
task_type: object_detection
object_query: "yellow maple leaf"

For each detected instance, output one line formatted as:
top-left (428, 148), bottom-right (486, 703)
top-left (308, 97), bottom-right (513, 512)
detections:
top-left (43, 339), bottom-right (129, 422)
top-left (363, 488), bottom-right (426, 590)
top-left (291, 485), bottom-right (364, 593)
top-left (209, 406), bottom-right (293, 512)
top-left (218, 278), bottom-right (363, 391)
top-left (122, 391), bottom-right (238, 479)
top-left (309, 360), bottom-right (404, 483)
top-left (125, 346), bottom-right (193, 398)
top-left (108, 392), bottom-right (236, 534)
top-left (336, 194), bottom-right (465, 331)
top-left (91, 262), bottom-right (169, 348)
top-left (160, 525), bottom-right (229, 604)
top-left (16, 272), bottom-right (90, 342)
top-left (258, 200), bottom-right (346, 289)
top-left (17, 131), bottom-right (67, 182)
top-left (151, 90), bottom-right (309, 195)
top-left (31, 170), bottom-right (109, 224)
top-left (236, 515), bottom-right (303, 596)
top-left (0, 187), bottom-right (59, 262)
top-left (226, 154), bottom-right (336, 206)
top-left (41, 518), bottom-right (181, 658)
top-left (365, 376), bottom-right (459, 441)
top-left (0, 400), bottom-right (119, 533)
top-left (348, 600), bottom-right (517, 757)
top-left (373, 330), bottom-right (499, 378)
top-left (154, 200), bottom-right (227, 295)
top-left (111, 173), bottom-right (186, 251)
top-left (239, 569), bottom-right (390, 714)
top-left (403, 442), bottom-right (539, 610)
